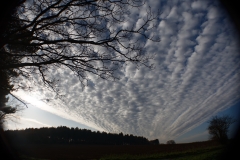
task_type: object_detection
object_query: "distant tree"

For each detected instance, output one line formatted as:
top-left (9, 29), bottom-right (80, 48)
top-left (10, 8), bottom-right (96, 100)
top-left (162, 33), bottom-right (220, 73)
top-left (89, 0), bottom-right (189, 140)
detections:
top-left (166, 140), bottom-right (176, 144)
top-left (207, 115), bottom-right (236, 144)
top-left (149, 139), bottom-right (159, 145)
top-left (0, 0), bottom-right (160, 99)
top-left (5, 126), bottom-right (150, 145)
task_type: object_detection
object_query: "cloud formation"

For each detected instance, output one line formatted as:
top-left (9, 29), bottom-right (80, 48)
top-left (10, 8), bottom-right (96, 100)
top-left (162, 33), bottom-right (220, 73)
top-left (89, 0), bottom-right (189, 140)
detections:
top-left (18, 0), bottom-right (240, 142)
top-left (5, 117), bottom-right (51, 130)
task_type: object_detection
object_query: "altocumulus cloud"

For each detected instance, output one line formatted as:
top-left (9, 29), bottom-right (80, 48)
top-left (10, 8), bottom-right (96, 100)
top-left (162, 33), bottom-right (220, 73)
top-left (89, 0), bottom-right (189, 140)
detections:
top-left (21, 0), bottom-right (240, 142)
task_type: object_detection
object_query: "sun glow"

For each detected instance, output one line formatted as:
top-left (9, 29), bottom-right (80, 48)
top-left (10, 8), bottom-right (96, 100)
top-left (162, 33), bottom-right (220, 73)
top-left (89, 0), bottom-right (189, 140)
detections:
top-left (13, 90), bottom-right (58, 114)
top-left (12, 90), bottom-right (104, 131)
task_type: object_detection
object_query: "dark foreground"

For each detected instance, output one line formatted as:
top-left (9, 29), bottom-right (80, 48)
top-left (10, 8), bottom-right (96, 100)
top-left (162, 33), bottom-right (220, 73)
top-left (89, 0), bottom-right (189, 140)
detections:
top-left (6, 140), bottom-right (230, 160)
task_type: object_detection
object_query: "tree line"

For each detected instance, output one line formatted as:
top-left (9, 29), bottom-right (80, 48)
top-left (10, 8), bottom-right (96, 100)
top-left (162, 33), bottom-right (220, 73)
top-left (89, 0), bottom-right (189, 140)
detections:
top-left (5, 126), bottom-right (159, 145)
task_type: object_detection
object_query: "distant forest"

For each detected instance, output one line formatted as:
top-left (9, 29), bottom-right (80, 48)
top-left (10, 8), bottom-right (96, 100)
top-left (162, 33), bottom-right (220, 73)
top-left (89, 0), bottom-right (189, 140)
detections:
top-left (5, 126), bottom-right (159, 145)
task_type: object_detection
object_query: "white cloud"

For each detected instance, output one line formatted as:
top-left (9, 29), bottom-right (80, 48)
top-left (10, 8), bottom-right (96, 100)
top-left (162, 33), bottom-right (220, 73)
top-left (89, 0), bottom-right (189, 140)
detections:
top-left (191, 1), bottom-right (209, 11)
top-left (21, 118), bottom-right (51, 127)
top-left (207, 7), bottom-right (222, 19)
top-left (4, 117), bottom-right (51, 130)
top-left (14, 0), bottom-right (240, 142)
top-left (12, 91), bottom-right (104, 131)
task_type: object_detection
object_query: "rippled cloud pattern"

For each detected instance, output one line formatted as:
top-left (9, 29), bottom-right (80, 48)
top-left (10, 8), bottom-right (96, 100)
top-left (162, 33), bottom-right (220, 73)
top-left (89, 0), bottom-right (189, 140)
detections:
top-left (34, 0), bottom-right (240, 142)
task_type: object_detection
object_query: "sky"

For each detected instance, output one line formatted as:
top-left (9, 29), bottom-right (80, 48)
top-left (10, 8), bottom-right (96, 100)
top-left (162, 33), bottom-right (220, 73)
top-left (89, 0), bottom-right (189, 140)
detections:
top-left (4, 0), bottom-right (240, 143)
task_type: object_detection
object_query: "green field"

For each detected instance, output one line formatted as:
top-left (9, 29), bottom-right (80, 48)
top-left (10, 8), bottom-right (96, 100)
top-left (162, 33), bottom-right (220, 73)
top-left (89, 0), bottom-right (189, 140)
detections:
top-left (18, 146), bottom-right (224, 160)
top-left (12, 141), bottom-right (226, 160)
top-left (100, 146), bottom-right (223, 160)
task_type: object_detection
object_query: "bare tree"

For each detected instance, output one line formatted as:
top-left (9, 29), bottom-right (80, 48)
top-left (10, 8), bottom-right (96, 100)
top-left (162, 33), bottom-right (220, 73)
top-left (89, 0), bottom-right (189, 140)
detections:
top-left (208, 115), bottom-right (236, 144)
top-left (0, 0), bottom-right (160, 98)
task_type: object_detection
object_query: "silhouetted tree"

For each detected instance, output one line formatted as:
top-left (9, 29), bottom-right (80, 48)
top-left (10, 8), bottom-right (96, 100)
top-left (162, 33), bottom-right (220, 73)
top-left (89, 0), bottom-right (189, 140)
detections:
top-left (0, 0), bottom-right (28, 127)
top-left (1, 0), bottom-right (160, 99)
top-left (208, 115), bottom-right (236, 144)
top-left (166, 140), bottom-right (176, 144)
top-left (0, 51), bottom-right (19, 125)
top-left (149, 139), bottom-right (159, 145)
top-left (0, 104), bottom-right (17, 125)
top-left (5, 126), bottom-right (150, 145)
top-left (0, 49), bottom-right (27, 126)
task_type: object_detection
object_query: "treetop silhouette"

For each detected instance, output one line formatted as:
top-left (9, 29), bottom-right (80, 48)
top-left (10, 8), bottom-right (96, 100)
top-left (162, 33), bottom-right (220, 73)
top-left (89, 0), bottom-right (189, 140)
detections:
top-left (1, 0), bottom-right (160, 99)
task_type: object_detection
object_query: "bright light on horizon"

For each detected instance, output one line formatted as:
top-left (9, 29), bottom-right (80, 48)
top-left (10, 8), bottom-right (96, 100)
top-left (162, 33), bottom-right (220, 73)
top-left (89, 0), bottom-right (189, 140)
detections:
top-left (11, 90), bottom-right (105, 132)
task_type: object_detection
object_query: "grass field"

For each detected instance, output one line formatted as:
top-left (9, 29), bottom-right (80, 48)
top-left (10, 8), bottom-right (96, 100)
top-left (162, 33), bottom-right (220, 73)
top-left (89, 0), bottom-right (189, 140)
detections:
top-left (10, 141), bottom-right (225, 160)
top-left (100, 146), bottom-right (223, 160)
